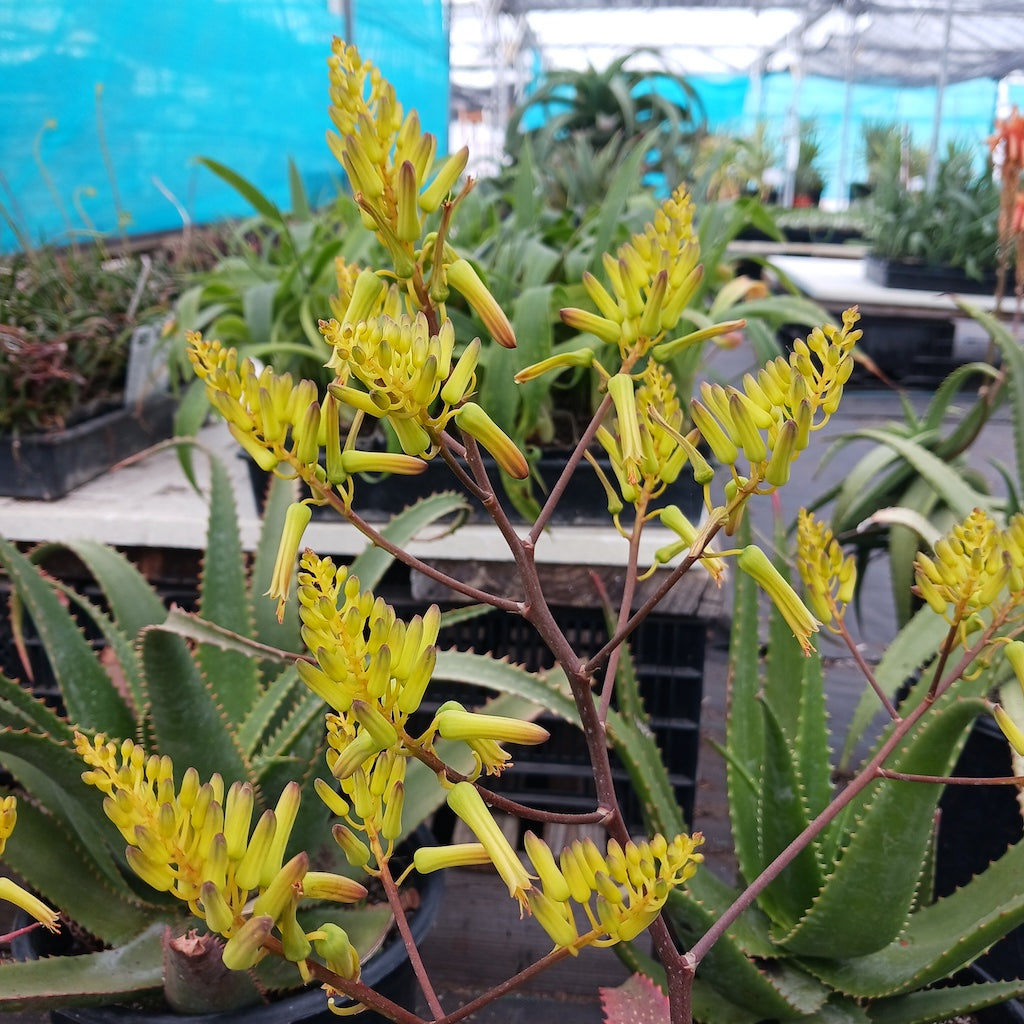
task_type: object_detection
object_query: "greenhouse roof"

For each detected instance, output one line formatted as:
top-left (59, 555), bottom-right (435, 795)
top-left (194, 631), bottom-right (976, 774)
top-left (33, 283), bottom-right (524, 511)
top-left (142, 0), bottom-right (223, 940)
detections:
top-left (487, 1), bottom-right (1024, 86)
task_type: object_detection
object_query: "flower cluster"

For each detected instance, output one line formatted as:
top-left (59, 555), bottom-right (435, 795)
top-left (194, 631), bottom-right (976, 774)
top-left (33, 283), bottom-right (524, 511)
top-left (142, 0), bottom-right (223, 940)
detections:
top-left (796, 508), bottom-right (858, 628)
top-left (295, 554), bottom-right (549, 870)
top-left (559, 185), bottom-right (708, 360)
top-left (415, 781), bottom-right (703, 952)
top-left (76, 733), bottom-right (367, 973)
top-left (913, 508), bottom-right (1022, 641)
top-left (689, 310), bottom-right (860, 495)
top-left (326, 38), bottom-right (468, 276)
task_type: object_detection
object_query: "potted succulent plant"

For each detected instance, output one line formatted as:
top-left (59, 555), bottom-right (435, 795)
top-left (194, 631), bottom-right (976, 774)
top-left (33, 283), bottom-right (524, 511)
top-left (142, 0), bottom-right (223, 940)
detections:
top-left (0, 234), bottom-right (191, 500)
top-left (0, 452), bottom-right (546, 1019)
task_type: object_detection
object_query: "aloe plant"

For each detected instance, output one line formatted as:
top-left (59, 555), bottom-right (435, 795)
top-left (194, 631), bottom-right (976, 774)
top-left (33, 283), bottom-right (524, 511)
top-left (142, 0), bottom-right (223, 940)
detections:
top-left (601, 513), bottom-right (1024, 1023)
top-left (0, 457), bottom-right (546, 1013)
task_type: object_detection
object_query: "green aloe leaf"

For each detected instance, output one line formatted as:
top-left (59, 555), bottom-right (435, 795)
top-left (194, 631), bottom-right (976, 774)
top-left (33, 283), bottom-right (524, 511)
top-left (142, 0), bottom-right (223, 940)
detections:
top-left (0, 921), bottom-right (166, 1010)
top-left (844, 429), bottom-right (995, 521)
top-left (808, 831), bottom-right (1024, 998)
top-left (197, 454), bottom-right (260, 717)
top-left (755, 696), bottom-right (826, 929)
top-left (866, 979), bottom-right (1024, 1024)
top-left (776, 697), bottom-right (985, 957)
top-left (725, 515), bottom-right (767, 890)
top-left (0, 538), bottom-right (133, 739)
top-left (139, 627), bottom-right (251, 786)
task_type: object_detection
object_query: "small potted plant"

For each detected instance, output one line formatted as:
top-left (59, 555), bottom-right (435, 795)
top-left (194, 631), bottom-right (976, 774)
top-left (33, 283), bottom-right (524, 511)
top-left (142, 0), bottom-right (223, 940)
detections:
top-left (0, 234), bottom-right (185, 499)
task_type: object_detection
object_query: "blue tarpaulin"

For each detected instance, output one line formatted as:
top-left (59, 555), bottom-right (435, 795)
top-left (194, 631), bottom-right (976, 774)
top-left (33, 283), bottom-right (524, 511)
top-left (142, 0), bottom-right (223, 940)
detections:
top-left (0, 0), bottom-right (448, 251)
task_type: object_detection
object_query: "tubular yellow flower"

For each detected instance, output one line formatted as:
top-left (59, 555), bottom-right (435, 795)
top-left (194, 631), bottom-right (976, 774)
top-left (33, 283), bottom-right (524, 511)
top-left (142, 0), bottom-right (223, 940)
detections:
top-left (560, 306), bottom-right (624, 347)
top-left (455, 402), bottom-right (530, 479)
top-left (419, 145), bottom-right (470, 212)
top-left (440, 337), bottom-right (481, 406)
top-left (435, 708), bottom-right (550, 746)
top-left (447, 782), bottom-right (534, 912)
top-left (413, 842), bottom-right (493, 874)
top-left (0, 877), bottom-right (60, 933)
top-left (266, 502), bottom-right (312, 623)
top-left (302, 871), bottom-right (369, 903)
top-left (513, 348), bottom-right (595, 384)
top-left (446, 259), bottom-right (516, 349)
top-left (738, 544), bottom-right (820, 655)
top-left (339, 450), bottom-right (427, 476)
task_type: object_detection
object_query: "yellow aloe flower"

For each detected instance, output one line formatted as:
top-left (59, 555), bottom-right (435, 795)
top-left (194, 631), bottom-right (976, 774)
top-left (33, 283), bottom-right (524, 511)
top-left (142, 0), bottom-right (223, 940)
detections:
top-left (796, 508), bottom-right (857, 628)
top-left (523, 832), bottom-right (703, 953)
top-left (0, 797), bottom-right (60, 933)
top-left (446, 782), bottom-right (535, 912)
top-left (737, 544), bottom-right (820, 655)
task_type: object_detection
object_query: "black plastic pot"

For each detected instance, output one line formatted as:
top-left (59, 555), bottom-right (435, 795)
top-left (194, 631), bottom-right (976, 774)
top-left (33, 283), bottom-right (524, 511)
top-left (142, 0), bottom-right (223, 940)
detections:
top-left (0, 394), bottom-right (177, 500)
top-left (865, 254), bottom-right (997, 295)
top-left (14, 827), bottom-right (443, 1024)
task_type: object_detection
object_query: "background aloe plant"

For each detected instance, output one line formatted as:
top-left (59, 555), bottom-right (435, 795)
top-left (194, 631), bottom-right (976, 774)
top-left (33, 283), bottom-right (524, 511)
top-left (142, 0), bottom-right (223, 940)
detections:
top-left (594, 513), bottom-right (1024, 1023)
top-left (0, 455), bottom-right (548, 1013)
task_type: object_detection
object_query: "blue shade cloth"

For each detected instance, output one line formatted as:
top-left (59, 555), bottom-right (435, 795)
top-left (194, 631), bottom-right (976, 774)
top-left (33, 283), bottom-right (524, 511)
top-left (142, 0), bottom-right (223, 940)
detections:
top-left (0, 0), bottom-right (448, 251)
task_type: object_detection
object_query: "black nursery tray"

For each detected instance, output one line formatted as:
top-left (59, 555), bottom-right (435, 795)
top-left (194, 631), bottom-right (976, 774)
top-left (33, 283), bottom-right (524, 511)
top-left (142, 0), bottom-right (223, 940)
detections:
top-left (865, 255), bottom-right (996, 295)
top-left (0, 393), bottom-right (177, 501)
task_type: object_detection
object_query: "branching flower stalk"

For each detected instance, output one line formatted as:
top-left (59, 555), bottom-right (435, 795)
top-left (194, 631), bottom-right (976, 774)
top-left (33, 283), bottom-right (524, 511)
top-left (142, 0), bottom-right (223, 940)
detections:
top-left (62, 37), bottom-right (1024, 1024)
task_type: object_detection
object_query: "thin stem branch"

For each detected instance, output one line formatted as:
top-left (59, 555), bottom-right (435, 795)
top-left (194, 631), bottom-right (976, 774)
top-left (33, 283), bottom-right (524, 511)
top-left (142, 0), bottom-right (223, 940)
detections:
top-left (372, 833), bottom-right (445, 1021)
top-left (836, 615), bottom-right (899, 720)
top-left (530, 393), bottom-right (613, 541)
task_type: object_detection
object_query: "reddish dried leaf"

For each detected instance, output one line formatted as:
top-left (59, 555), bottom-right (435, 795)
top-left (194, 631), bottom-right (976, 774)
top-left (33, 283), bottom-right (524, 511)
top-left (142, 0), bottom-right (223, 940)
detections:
top-left (600, 973), bottom-right (670, 1024)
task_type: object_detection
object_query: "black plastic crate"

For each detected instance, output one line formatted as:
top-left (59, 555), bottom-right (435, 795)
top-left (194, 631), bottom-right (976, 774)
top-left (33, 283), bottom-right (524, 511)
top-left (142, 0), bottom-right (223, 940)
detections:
top-left (409, 602), bottom-right (705, 836)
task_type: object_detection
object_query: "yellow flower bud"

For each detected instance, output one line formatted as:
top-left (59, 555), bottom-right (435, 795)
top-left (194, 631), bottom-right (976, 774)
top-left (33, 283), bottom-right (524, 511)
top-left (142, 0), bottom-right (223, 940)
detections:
top-left (222, 914), bottom-right (273, 971)
top-left (440, 337), bottom-right (481, 406)
top-left (414, 842), bottom-right (493, 873)
top-left (266, 502), bottom-right (312, 623)
top-left (447, 782), bottom-right (534, 911)
top-left (528, 888), bottom-right (580, 951)
top-left (689, 400), bottom-right (738, 467)
top-left (524, 831), bottom-right (572, 903)
top-left (737, 544), bottom-right (819, 655)
top-left (339, 450), bottom-right (428, 476)
top-left (302, 871), bottom-right (368, 903)
top-left (436, 708), bottom-right (550, 746)
top-left (446, 259), bottom-right (516, 349)
top-left (993, 703), bottom-right (1024, 757)
top-left (455, 402), bottom-right (529, 480)
top-left (513, 348), bottom-right (595, 384)
top-left (419, 146), bottom-right (470, 212)
top-left (235, 809), bottom-right (278, 892)
top-left (560, 307), bottom-right (622, 347)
